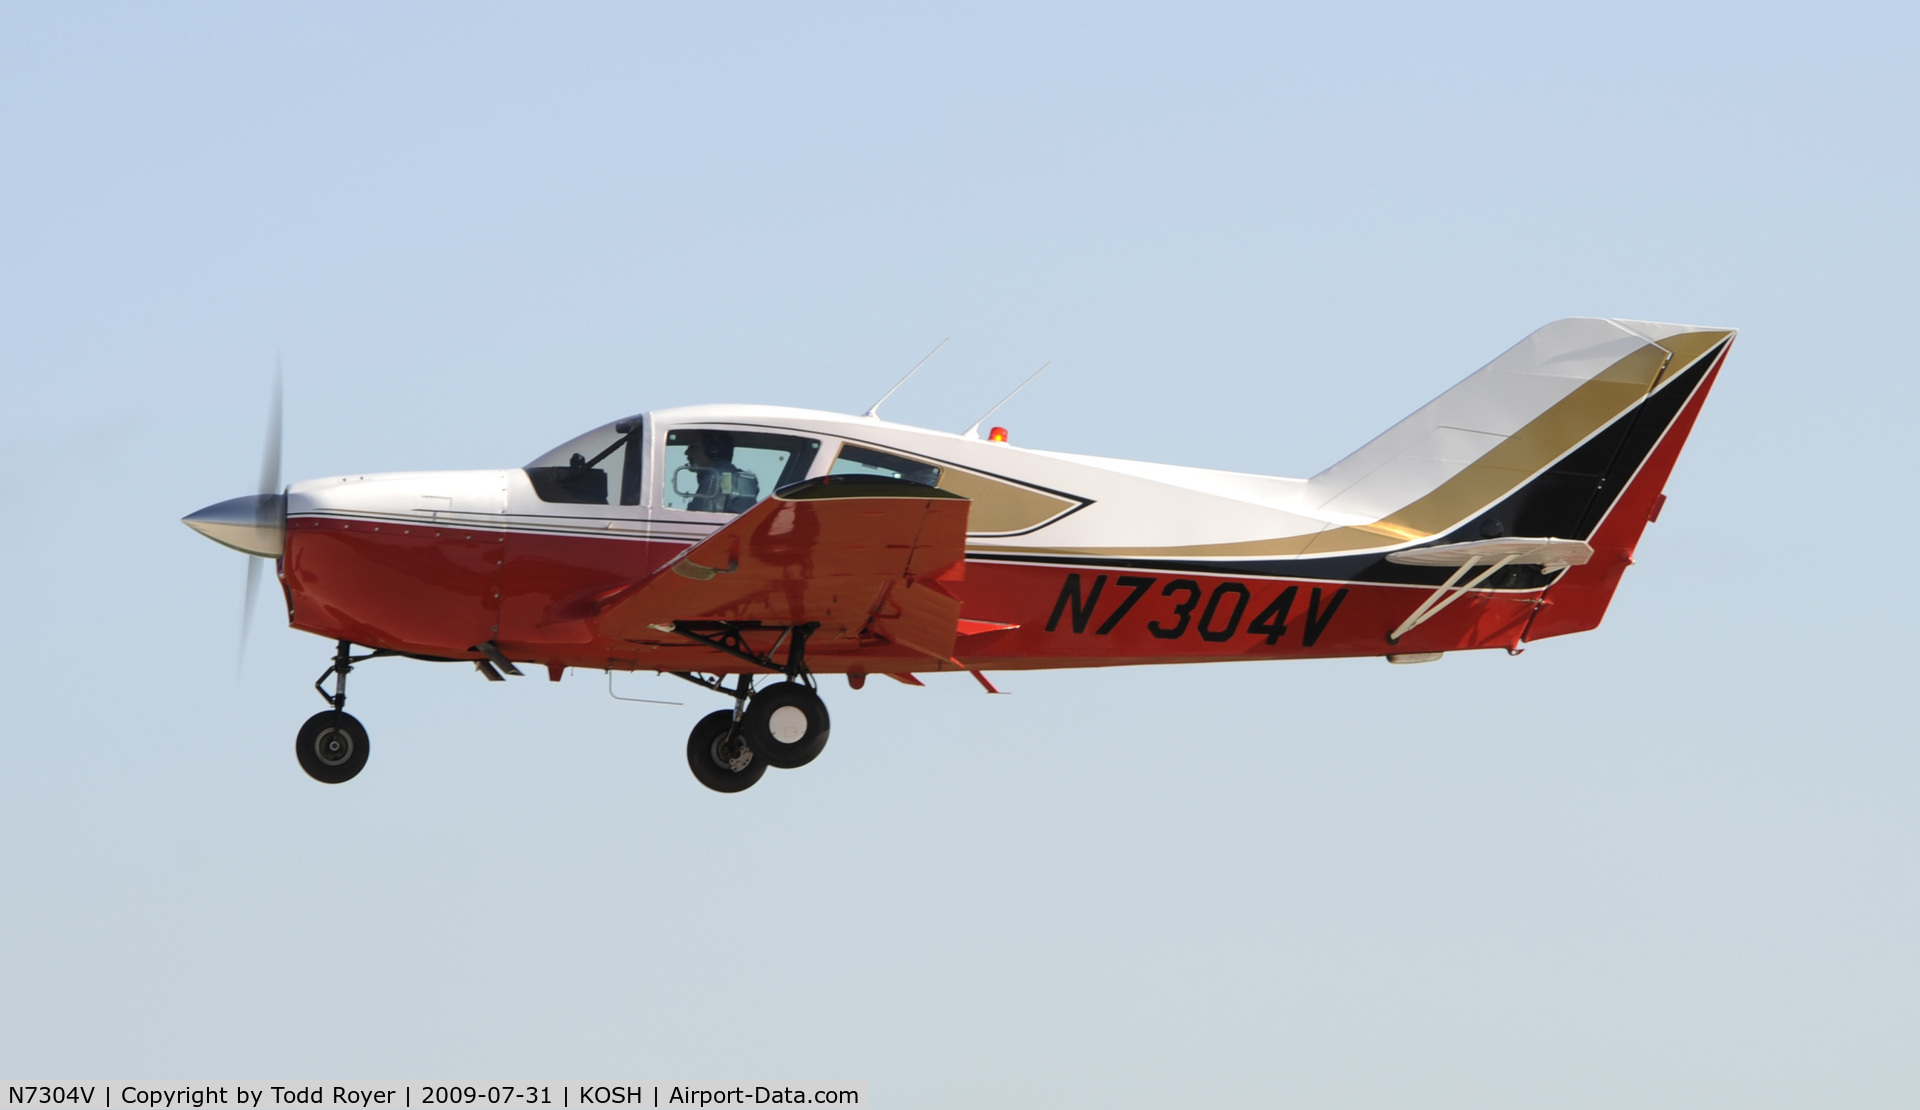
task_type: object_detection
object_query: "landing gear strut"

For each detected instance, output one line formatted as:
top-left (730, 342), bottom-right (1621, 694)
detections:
top-left (670, 622), bottom-right (832, 792)
top-left (296, 639), bottom-right (383, 785)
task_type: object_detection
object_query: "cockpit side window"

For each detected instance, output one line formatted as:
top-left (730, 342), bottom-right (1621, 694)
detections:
top-left (830, 443), bottom-right (942, 487)
top-left (663, 428), bottom-right (820, 514)
top-left (525, 417), bottom-right (644, 505)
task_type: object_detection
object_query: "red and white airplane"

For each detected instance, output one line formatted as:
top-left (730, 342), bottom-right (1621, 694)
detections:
top-left (185, 318), bottom-right (1733, 791)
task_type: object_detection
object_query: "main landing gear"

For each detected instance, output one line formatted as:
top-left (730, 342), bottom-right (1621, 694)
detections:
top-left (682, 678), bottom-right (832, 793)
top-left (297, 639), bottom-right (388, 785)
top-left (673, 622), bottom-right (831, 794)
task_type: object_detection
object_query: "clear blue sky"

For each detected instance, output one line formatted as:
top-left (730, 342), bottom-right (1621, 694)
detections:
top-left (4, 4), bottom-right (1917, 1106)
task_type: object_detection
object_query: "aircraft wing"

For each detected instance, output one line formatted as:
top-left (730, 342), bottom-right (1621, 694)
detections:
top-left (594, 476), bottom-right (972, 661)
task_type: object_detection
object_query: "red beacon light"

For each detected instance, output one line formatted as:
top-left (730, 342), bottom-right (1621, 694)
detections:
top-left (988, 426), bottom-right (1009, 443)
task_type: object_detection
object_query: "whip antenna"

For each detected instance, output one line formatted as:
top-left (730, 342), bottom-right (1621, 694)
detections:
top-left (863, 338), bottom-right (948, 419)
top-left (964, 362), bottom-right (1050, 438)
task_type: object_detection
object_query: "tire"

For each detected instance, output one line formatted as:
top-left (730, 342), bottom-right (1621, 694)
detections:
top-left (686, 710), bottom-right (766, 793)
top-left (741, 682), bottom-right (830, 769)
top-left (295, 710), bottom-right (370, 784)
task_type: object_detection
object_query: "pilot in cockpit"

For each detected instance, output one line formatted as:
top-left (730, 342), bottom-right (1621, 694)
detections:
top-left (683, 431), bottom-right (760, 513)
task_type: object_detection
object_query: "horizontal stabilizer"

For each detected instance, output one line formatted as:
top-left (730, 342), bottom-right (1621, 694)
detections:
top-left (1387, 537), bottom-right (1593, 571)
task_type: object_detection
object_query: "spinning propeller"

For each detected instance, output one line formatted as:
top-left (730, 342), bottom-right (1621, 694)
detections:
top-left (181, 368), bottom-right (287, 664)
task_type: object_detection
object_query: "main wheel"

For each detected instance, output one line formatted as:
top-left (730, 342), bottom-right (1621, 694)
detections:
top-left (295, 710), bottom-right (370, 784)
top-left (686, 710), bottom-right (767, 793)
top-left (741, 682), bottom-right (831, 769)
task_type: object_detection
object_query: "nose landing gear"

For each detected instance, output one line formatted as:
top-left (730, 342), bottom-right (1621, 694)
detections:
top-left (296, 639), bottom-right (387, 785)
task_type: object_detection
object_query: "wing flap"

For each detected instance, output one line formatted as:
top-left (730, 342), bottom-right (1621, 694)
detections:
top-left (868, 575), bottom-right (964, 660)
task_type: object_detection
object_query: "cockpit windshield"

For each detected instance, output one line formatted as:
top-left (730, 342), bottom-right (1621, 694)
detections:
top-left (525, 415), bottom-right (644, 505)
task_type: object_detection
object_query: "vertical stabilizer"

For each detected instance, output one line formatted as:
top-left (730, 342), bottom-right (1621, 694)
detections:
top-left (1292, 318), bottom-right (1734, 563)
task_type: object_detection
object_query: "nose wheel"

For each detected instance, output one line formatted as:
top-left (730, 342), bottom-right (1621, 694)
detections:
top-left (296, 710), bottom-right (370, 784)
top-left (294, 639), bottom-right (386, 784)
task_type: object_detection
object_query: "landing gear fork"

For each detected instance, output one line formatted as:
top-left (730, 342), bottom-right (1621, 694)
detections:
top-left (312, 639), bottom-right (397, 710)
top-left (316, 639), bottom-right (353, 710)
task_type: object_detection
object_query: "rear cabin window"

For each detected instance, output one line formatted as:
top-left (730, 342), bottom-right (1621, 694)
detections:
top-left (525, 418), bottom-right (644, 505)
top-left (664, 429), bottom-right (820, 514)
top-left (829, 444), bottom-right (942, 487)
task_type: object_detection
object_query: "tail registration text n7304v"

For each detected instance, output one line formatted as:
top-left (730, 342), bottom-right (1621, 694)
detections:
top-left (184, 318), bottom-right (1734, 791)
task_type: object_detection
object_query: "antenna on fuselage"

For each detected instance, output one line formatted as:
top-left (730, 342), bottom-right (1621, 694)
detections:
top-left (963, 361), bottom-right (1050, 438)
top-left (863, 338), bottom-right (949, 419)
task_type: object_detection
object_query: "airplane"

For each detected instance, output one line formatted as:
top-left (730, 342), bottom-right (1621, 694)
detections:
top-left (183, 317), bottom-right (1734, 792)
